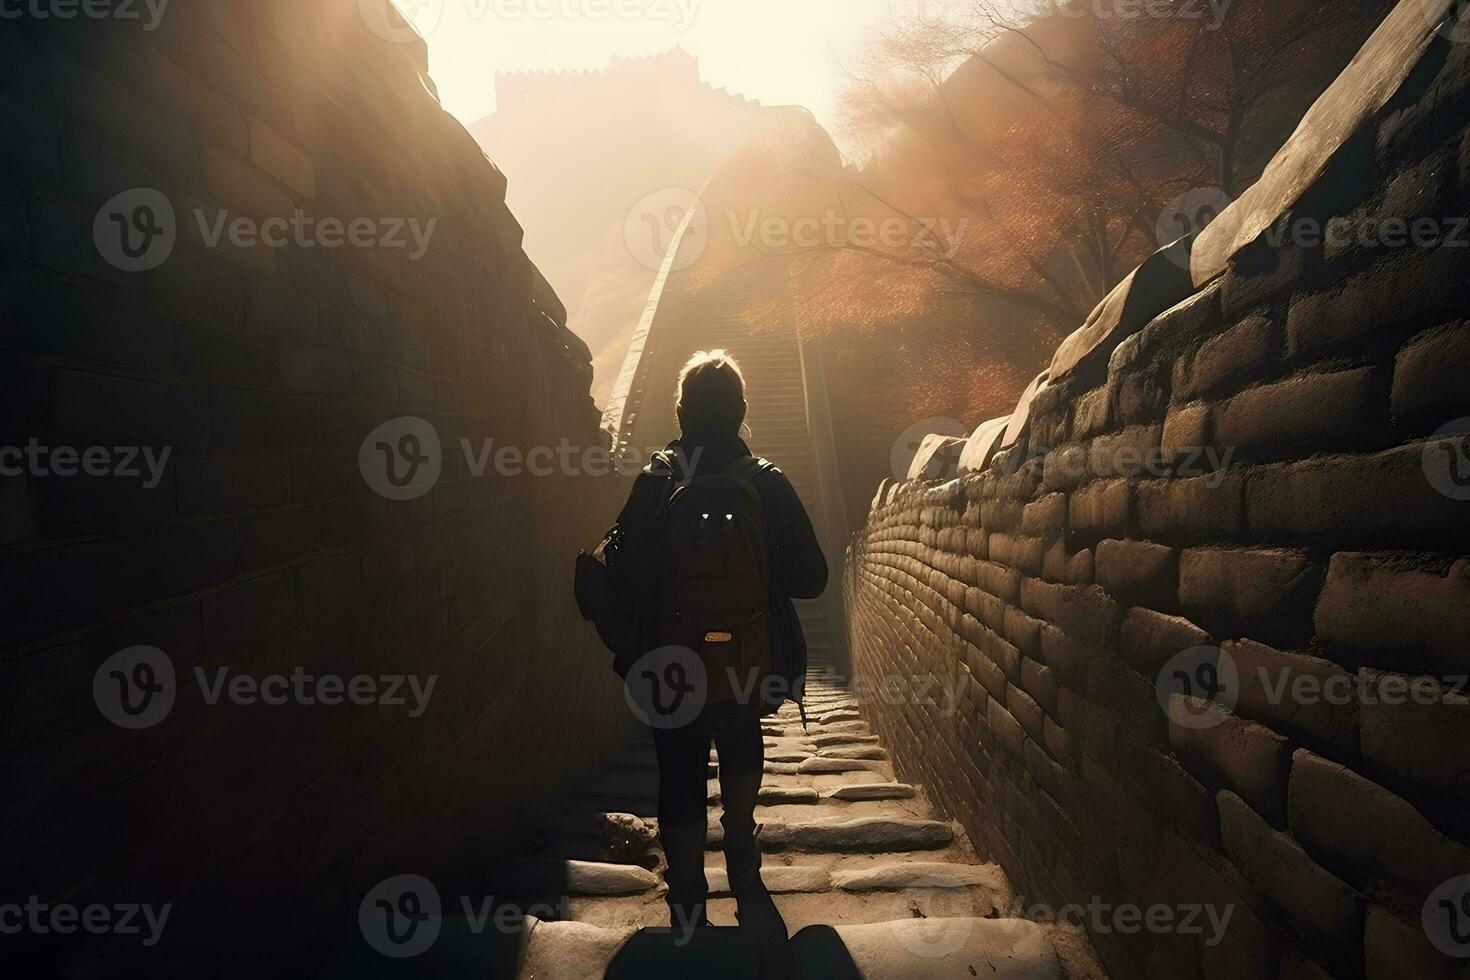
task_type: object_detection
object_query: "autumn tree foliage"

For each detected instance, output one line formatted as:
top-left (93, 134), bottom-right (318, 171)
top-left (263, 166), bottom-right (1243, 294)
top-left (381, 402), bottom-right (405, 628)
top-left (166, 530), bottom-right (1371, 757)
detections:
top-left (685, 0), bottom-right (1391, 425)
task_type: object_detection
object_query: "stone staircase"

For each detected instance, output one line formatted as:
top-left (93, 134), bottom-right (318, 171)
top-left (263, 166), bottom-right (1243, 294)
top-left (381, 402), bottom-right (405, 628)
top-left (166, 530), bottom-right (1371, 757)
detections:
top-left (513, 672), bottom-right (1101, 978)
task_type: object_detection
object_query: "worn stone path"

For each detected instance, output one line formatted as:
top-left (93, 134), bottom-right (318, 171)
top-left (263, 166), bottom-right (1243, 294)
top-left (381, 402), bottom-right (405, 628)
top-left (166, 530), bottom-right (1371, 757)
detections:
top-left (514, 673), bottom-right (1103, 978)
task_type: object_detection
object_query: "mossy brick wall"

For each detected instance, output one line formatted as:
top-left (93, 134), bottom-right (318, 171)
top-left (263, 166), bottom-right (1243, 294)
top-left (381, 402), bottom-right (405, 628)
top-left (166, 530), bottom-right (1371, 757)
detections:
top-left (0, 3), bottom-right (630, 974)
top-left (847, 20), bottom-right (1470, 980)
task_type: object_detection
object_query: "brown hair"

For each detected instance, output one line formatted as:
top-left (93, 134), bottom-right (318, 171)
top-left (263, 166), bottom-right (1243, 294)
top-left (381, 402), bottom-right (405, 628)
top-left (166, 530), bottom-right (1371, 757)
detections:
top-left (675, 349), bottom-right (746, 438)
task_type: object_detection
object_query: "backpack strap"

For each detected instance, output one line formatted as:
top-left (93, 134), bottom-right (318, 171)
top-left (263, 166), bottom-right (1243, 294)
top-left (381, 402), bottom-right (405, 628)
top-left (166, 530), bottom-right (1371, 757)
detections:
top-left (723, 455), bottom-right (776, 482)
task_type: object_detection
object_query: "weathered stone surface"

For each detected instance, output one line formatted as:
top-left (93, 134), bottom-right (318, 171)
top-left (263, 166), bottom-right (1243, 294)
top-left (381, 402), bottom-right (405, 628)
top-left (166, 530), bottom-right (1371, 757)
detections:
top-left (706, 864), bottom-right (831, 894)
top-left (1358, 669), bottom-right (1470, 803)
top-left (790, 917), bottom-right (1060, 980)
top-left (1392, 321), bottom-right (1470, 428)
top-left (564, 860), bottom-right (659, 895)
top-left (908, 434), bottom-right (966, 481)
top-left (1190, 0), bottom-right (1444, 284)
top-left (818, 745), bottom-right (888, 761)
top-left (1214, 367), bottom-right (1385, 458)
top-left (1244, 442), bottom-right (1470, 550)
top-left (1178, 546), bottom-right (1319, 644)
top-left (1315, 553), bottom-right (1470, 674)
top-left (1227, 639), bottom-right (1359, 761)
top-left (832, 862), bottom-right (1005, 891)
top-left (958, 415), bottom-right (1012, 475)
top-left (1217, 791), bottom-right (1364, 951)
top-left (1051, 239), bottom-right (1194, 382)
top-left (797, 757), bottom-right (886, 774)
top-left (1119, 607), bottom-right (1211, 676)
top-left (810, 732), bottom-right (880, 747)
top-left (519, 920), bottom-right (640, 979)
top-left (1095, 538), bottom-right (1179, 610)
top-left (757, 786), bottom-right (820, 805)
top-left (824, 783), bottom-right (918, 801)
top-left (1287, 749), bottom-right (1470, 897)
top-left (1169, 696), bottom-right (1292, 826)
top-left (1175, 312), bottom-right (1276, 401)
top-left (1135, 472), bottom-right (1244, 542)
top-left (764, 817), bottom-right (954, 852)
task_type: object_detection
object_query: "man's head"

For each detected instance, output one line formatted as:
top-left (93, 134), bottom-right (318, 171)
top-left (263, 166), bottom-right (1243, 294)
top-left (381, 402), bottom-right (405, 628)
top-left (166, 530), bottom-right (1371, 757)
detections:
top-left (675, 349), bottom-right (747, 440)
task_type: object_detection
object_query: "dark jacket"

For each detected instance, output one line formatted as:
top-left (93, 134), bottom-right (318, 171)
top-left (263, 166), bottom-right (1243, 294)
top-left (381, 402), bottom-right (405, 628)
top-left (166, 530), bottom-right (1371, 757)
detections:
top-left (612, 434), bottom-right (828, 702)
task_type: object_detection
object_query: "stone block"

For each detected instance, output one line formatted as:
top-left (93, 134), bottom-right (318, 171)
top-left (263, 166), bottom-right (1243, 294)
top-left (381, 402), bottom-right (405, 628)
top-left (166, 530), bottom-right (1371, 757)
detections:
top-left (1170, 699), bottom-right (1291, 826)
top-left (1392, 321), bottom-right (1470, 429)
top-left (1226, 639), bottom-right (1359, 762)
top-left (1175, 313), bottom-right (1276, 402)
top-left (1359, 668), bottom-right (1470, 804)
top-left (1315, 553), bottom-right (1470, 675)
top-left (1214, 367), bottom-right (1387, 459)
top-left (1244, 443), bottom-right (1470, 551)
top-left (1287, 749), bottom-right (1470, 898)
top-left (1178, 547), bottom-right (1320, 646)
top-left (1067, 478), bottom-right (1130, 540)
top-left (1217, 790), bottom-right (1364, 955)
top-left (1119, 607), bottom-right (1211, 677)
top-left (1095, 538), bottom-right (1179, 610)
top-left (1136, 473), bottom-right (1244, 543)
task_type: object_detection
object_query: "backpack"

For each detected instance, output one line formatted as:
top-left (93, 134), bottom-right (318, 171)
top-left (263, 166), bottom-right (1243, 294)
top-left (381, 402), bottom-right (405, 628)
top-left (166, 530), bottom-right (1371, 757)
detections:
top-left (652, 454), bottom-right (774, 705)
top-left (574, 459), bottom-right (672, 672)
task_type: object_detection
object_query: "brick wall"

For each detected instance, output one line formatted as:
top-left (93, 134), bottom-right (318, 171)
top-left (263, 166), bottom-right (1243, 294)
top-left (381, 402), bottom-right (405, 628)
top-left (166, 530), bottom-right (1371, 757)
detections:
top-left (846, 6), bottom-right (1470, 978)
top-left (0, 3), bottom-right (631, 974)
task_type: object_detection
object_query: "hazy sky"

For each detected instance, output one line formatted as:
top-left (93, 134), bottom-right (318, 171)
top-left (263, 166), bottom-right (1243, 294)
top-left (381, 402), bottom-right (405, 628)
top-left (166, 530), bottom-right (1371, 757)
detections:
top-left (390, 0), bottom-right (905, 137)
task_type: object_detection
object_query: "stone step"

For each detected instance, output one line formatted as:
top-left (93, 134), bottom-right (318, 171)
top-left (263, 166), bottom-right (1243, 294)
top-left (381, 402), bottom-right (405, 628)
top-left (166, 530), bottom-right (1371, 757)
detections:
top-left (831, 862), bottom-right (1005, 892)
top-left (705, 817), bottom-right (954, 852)
top-left (790, 917), bottom-right (1061, 979)
top-left (824, 783), bottom-right (917, 802)
top-left (706, 864), bottom-right (832, 895)
top-left (798, 757), bottom-right (886, 775)
top-left (518, 916), bottom-right (1060, 980)
top-left (565, 860), bottom-right (660, 896)
top-left (810, 733), bottom-right (881, 747)
top-left (707, 785), bottom-right (822, 806)
top-left (818, 745), bottom-right (888, 761)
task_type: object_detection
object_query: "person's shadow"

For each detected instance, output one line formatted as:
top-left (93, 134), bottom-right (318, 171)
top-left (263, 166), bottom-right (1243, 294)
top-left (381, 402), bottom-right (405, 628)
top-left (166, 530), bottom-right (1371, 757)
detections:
top-left (603, 924), bottom-right (860, 980)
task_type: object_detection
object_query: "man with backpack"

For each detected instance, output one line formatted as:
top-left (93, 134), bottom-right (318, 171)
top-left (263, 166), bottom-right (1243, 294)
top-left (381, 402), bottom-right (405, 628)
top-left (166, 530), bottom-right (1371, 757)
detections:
top-left (578, 349), bottom-right (828, 948)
